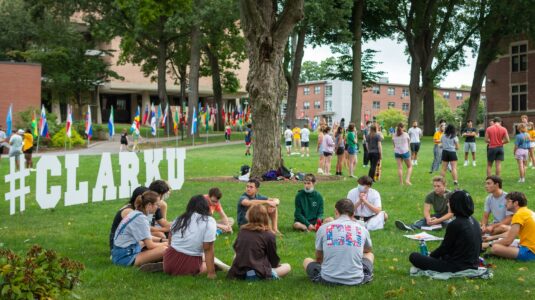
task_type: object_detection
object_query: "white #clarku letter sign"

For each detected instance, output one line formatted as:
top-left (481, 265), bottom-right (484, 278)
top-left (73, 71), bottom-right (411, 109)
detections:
top-left (4, 148), bottom-right (186, 215)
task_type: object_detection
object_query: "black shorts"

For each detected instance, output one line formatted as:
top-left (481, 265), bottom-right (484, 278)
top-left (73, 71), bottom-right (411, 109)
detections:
top-left (487, 147), bottom-right (504, 162)
top-left (410, 143), bottom-right (420, 153)
top-left (306, 258), bottom-right (373, 285)
top-left (23, 147), bottom-right (33, 154)
top-left (323, 151), bottom-right (333, 157)
top-left (285, 141), bottom-right (292, 146)
top-left (301, 141), bottom-right (309, 147)
top-left (441, 150), bottom-right (457, 162)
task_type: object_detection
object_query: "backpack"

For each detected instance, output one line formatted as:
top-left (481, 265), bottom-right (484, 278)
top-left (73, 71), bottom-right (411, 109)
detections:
top-left (277, 165), bottom-right (292, 179)
top-left (262, 170), bottom-right (278, 181)
top-left (240, 165), bottom-right (250, 175)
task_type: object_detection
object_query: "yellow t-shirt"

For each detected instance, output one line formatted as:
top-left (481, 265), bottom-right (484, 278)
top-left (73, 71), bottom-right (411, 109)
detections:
top-left (528, 129), bottom-right (535, 141)
top-left (512, 206), bottom-right (535, 253)
top-left (433, 131), bottom-right (443, 144)
top-left (292, 127), bottom-right (301, 139)
top-left (23, 133), bottom-right (33, 151)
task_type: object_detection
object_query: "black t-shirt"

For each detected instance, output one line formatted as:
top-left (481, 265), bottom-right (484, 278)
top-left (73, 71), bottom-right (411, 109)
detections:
top-left (430, 216), bottom-right (481, 271)
top-left (151, 208), bottom-right (163, 226)
top-left (463, 128), bottom-right (477, 143)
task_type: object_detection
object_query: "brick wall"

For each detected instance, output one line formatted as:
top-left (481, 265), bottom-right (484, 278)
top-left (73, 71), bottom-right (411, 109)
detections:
top-left (0, 62), bottom-right (42, 132)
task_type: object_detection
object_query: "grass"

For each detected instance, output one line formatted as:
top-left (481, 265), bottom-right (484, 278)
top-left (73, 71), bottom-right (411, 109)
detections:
top-left (1, 135), bottom-right (534, 299)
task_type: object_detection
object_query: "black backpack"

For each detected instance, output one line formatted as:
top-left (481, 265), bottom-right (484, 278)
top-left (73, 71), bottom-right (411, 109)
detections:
top-left (240, 165), bottom-right (250, 175)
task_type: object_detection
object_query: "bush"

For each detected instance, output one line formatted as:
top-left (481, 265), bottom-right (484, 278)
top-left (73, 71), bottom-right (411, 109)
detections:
top-left (16, 107), bottom-right (60, 137)
top-left (0, 245), bottom-right (84, 299)
top-left (375, 108), bottom-right (407, 130)
top-left (50, 127), bottom-right (86, 148)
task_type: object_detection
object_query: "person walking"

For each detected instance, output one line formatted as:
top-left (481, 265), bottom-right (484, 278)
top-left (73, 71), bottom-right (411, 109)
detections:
top-left (440, 124), bottom-right (460, 186)
top-left (392, 123), bottom-right (412, 185)
top-left (334, 126), bottom-right (345, 176)
top-left (365, 125), bottom-right (382, 181)
top-left (430, 123), bottom-right (445, 173)
top-left (514, 123), bottom-right (531, 183)
top-left (346, 123), bottom-right (358, 178)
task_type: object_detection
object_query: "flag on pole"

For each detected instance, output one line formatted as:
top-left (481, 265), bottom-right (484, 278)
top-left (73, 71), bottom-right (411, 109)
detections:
top-left (173, 107), bottom-right (179, 135)
top-left (157, 104), bottom-right (162, 124)
top-left (142, 104), bottom-right (149, 125)
top-left (6, 104), bottom-right (12, 136)
top-left (108, 106), bottom-right (115, 138)
top-left (150, 103), bottom-right (157, 136)
top-left (31, 110), bottom-right (38, 138)
top-left (39, 105), bottom-right (50, 138)
top-left (85, 105), bottom-right (93, 140)
top-left (161, 103), bottom-right (169, 127)
top-left (131, 106), bottom-right (140, 132)
top-left (191, 107), bottom-right (197, 135)
top-left (66, 105), bottom-right (73, 138)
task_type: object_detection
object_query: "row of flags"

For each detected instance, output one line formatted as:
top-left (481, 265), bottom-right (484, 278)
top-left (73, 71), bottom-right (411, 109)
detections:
top-left (4, 104), bottom-right (49, 138)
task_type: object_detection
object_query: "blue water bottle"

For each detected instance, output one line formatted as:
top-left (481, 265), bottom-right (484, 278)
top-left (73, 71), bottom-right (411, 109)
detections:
top-left (419, 239), bottom-right (429, 256)
top-left (216, 228), bottom-right (223, 236)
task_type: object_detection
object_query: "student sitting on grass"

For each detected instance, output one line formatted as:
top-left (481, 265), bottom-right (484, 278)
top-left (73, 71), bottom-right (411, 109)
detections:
top-left (395, 176), bottom-right (453, 231)
top-left (347, 176), bottom-right (388, 231)
top-left (409, 190), bottom-right (482, 272)
top-left (204, 187), bottom-right (234, 233)
top-left (237, 178), bottom-right (280, 234)
top-left (483, 192), bottom-right (535, 262)
top-left (161, 195), bottom-right (217, 278)
top-left (148, 180), bottom-right (172, 239)
top-left (111, 191), bottom-right (167, 267)
top-left (303, 198), bottom-right (374, 285)
top-left (228, 204), bottom-right (291, 280)
top-left (293, 174), bottom-right (332, 232)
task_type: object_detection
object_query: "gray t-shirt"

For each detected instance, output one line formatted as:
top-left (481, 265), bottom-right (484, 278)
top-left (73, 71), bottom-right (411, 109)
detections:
top-left (315, 215), bottom-right (372, 285)
top-left (170, 212), bottom-right (217, 256)
top-left (365, 134), bottom-right (382, 153)
top-left (408, 127), bottom-right (422, 143)
top-left (425, 191), bottom-right (450, 216)
top-left (484, 191), bottom-right (512, 223)
top-left (9, 134), bottom-right (23, 155)
top-left (440, 135), bottom-right (458, 152)
top-left (114, 211), bottom-right (151, 248)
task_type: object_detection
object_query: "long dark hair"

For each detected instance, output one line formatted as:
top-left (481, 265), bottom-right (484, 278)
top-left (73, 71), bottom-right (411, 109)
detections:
top-left (128, 186), bottom-right (149, 208)
top-left (171, 195), bottom-right (211, 237)
top-left (445, 124), bottom-right (456, 138)
top-left (369, 125), bottom-right (377, 138)
top-left (396, 123), bottom-right (404, 136)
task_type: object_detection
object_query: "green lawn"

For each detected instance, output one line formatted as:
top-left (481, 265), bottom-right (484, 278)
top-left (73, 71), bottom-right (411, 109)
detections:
top-left (1, 136), bottom-right (534, 299)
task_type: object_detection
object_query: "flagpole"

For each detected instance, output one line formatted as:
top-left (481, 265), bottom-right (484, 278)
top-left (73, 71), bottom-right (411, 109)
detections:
top-left (36, 135), bottom-right (40, 153)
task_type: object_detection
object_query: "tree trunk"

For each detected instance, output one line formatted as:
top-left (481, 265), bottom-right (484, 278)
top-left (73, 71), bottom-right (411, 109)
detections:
top-left (51, 101), bottom-right (61, 124)
top-left (350, 0), bottom-right (364, 127)
top-left (239, 0), bottom-right (304, 178)
top-left (179, 64), bottom-right (187, 133)
top-left (188, 0), bottom-right (203, 137)
top-left (284, 25), bottom-right (306, 128)
top-left (407, 54), bottom-right (421, 126)
top-left (422, 75), bottom-right (435, 135)
top-left (205, 45), bottom-right (224, 131)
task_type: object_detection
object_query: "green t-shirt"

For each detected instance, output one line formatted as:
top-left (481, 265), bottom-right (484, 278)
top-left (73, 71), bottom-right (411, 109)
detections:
top-left (347, 131), bottom-right (356, 148)
top-left (424, 190), bottom-right (450, 216)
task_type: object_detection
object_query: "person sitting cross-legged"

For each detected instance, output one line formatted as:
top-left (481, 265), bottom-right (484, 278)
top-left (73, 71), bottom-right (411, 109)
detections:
top-left (480, 176), bottom-right (512, 240)
top-left (293, 174), bottom-right (333, 232)
top-left (347, 176), bottom-right (388, 231)
top-left (204, 187), bottom-right (234, 234)
top-left (237, 178), bottom-right (280, 234)
top-left (409, 190), bottom-right (482, 272)
top-left (395, 176), bottom-right (453, 231)
top-left (483, 191), bottom-right (535, 262)
top-left (303, 198), bottom-right (374, 286)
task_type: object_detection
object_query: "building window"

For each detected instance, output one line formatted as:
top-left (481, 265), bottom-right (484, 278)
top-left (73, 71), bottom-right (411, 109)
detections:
top-left (456, 92), bottom-right (463, 100)
top-left (402, 88), bottom-right (409, 97)
top-left (402, 103), bottom-right (409, 111)
top-left (373, 101), bottom-right (380, 109)
top-left (512, 43), bottom-right (527, 72)
top-left (512, 84), bottom-right (527, 112)
top-left (388, 102), bottom-right (395, 108)
top-left (325, 85), bottom-right (332, 96)
top-left (303, 101), bottom-right (310, 110)
top-left (325, 100), bottom-right (332, 112)
top-left (387, 87), bottom-right (395, 96)
top-left (443, 91), bottom-right (450, 99)
top-left (314, 86), bottom-right (321, 94)
top-left (117, 99), bottom-right (127, 111)
top-left (314, 101), bottom-right (321, 109)
top-left (303, 86), bottom-right (310, 95)
top-left (372, 86), bottom-right (380, 94)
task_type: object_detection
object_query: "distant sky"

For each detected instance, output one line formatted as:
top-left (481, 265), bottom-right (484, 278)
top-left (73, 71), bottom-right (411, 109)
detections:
top-left (303, 38), bottom-right (477, 88)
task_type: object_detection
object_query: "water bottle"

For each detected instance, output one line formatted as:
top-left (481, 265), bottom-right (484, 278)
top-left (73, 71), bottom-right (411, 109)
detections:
top-left (216, 228), bottom-right (223, 236)
top-left (419, 239), bottom-right (429, 256)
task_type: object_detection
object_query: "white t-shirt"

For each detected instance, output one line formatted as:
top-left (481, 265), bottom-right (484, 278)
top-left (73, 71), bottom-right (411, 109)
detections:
top-left (408, 127), bottom-right (422, 143)
top-left (347, 187), bottom-right (382, 217)
top-left (284, 129), bottom-right (293, 142)
top-left (9, 134), bottom-right (23, 153)
top-left (170, 213), bottom-right (217, 256)
top-left (301, 128), bottom-right (310, 142)
top-left (392, 132), bottom-right (410, 154)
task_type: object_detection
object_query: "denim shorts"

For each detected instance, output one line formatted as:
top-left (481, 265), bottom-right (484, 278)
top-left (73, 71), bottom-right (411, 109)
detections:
top-left (517, 246), bottom-right (535, 261)
top-left (347, 146), bottom-right (356, 155)
top-left (395, 152), bottom-right (410, 159)
top-left (245, 269), bottom-right (280, 280)
top-left (111, 243), bottom-right (141, 266)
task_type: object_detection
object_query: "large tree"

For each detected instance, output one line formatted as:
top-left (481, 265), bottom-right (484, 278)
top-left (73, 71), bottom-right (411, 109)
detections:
top-left (239, 0), bottom-right (304, 177)
top-left (389, 0), bottom-right (479, 135)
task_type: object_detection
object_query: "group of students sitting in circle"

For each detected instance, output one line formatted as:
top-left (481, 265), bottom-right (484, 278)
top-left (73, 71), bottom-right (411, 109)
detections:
top-left (109, 173), bottom-right (534, 285)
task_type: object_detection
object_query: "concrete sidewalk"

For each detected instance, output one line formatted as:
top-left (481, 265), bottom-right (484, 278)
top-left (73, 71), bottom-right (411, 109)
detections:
top-left (30, 133), bottom-right (242, 157)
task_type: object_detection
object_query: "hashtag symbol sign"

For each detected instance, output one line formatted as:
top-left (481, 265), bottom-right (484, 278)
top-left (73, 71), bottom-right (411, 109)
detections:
top-left (4, 156), bottom-right (30, 215)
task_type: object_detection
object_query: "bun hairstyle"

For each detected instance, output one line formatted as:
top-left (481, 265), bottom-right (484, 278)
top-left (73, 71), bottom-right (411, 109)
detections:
top-left (134, 191), bottom-right (160, 214)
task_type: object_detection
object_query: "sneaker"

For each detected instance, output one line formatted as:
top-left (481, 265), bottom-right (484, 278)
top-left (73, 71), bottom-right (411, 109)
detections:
top-left (530, 162), bottom-right (533, 167)
top-left (463, 161), bottom-right (468, 167)
top-left (317, 168), bottom-right (324, 174)
top-left (139, 262), bottom-right (163, 273)
top-left (414, 160), bottom-right (418, 165)
top-left (395, 220), bottom-right (414, 231)
top-left (472, 161), bottom-right (476, 167)
top-left (518, 178), bottom-right (525, 183)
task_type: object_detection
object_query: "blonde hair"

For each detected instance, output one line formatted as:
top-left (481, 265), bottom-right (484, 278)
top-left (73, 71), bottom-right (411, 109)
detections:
top-left (242, 204), bottom-right (271, 232)
top-left (518, 123), bottom-right (527, 133)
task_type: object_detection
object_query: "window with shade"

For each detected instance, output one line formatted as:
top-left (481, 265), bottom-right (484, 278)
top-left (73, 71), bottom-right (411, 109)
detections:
top-left (511, 84), bottom-right (527, 112)
top-left (387, 87), bottom-right (395, 95)
top-left (511, 44), bottom-right (527, 72)
top-left (314, 101), bottom-right (321, 109)
top-left (443, 91), bottom-right (450, 99)
top-left (314, 86), bottom-right (321, 94)
top-left (303, 87), bottom-right (310, 95)
top-left (388, 102), bottom-right (395, 108)
top-left (372, 86), bottom-right (380, 94)
top-left (304, 101), bottom-right (310, 110)
top-left (402, 103), bottom-right (409, 111)
top-left (373, 101), bottom-right (380, 109)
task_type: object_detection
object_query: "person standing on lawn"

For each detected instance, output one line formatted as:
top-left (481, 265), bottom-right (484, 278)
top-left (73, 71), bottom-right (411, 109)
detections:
top-left (408, 121), bottom-right (422, 166)
top-left (284, 125), bottom-right (293, 156)
top-left (346, 123), bottom-right (358, 178)
top-left (392, 122), bottom-right (412, 185)
top-left (462, 120), bottom-right (477, 167)
top-left (244, 123), bottom-right (253, 156)
top-left (485, 117), bottom-right (510, 177)
top-left (365, 125), bottom-right (382, 181)
top-left (440, 124), bottom-right (460, 186)
top-left (300, 123), bottom-right (311, 157)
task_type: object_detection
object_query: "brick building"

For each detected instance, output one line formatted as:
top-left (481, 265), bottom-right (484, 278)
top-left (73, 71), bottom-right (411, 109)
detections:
top-left (486, 38), bottom-right (534, 132)
top-left (0, 62), bottom-right (42, 131)
top-left (294, 79), bottom-right (475, 127)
